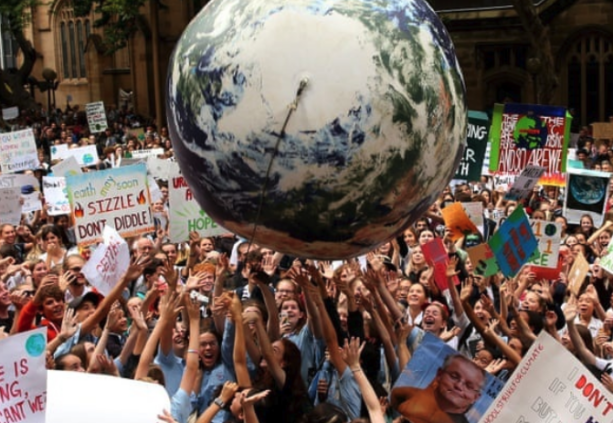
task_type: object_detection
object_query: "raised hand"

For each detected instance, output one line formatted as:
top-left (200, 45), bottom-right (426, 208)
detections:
top-left (60, 307), bottom-right (79, 340)
top-left (58, 271), bottom-right (76, 293)
top-left (124, 254), bottom-right (152, 281)
top-left (128, 303), bottom-right (148, 331)
top-left (341, 337), bottom-right (365, 369)
top-left (446, 256), bottom-right (459, 278)
top-left (215, 253), bottom-right (230, 278)
top-left (564, 303), bottom-right (578, 323)
top-left (261, 255), bottom-right (277, 276)
top-left (240, 389), bottom-right (271, 406)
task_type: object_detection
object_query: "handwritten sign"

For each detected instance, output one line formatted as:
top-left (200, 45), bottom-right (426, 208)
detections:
top-left (564, 168), bottom-right (610, 228)
top-left (131, 148), bottom-right (164, 159)
top-left (505, 165), bottom-right (546, 201)
top-left (479, 331), bottom-right (612, 423)
top-left (146, 157), bottom-right (172, 180)
top-left (598, 241), bottom-right (613, 276)
top-left (467, 243), bottom-right (499, 277)
top-left (50, 144), bottom-right (69, 162)
top-left (454, 111), bottom-right (490, 181)
top-left (2, 107), bottom-right (19, 120)
top-left (527, 220), bottom-right (561, 269)
top-left (0, 129), bottom-right (40, 173)
top-left (421, 238), bottom-right (458, 291)
top-left (43, 177), bottom-right (70, 216)
top-left (169, 170), bottom-right (226, 243)
top-left (51, 156), bottom-right (82, 178)
top-left (0, 174), bottom-right (41, 213)
top-left (85, 101), bottom-right (108, 133)
top-left (0, 327), bottom-right (48, 423)
top-left (82, 226), bottom-right (130, 296)
top-left (441, 202), bottom-right (480, 242)
top-left (489, 103), bottom-right (571, 187)
top-left (0, 187), bottom-right (23, 225)
top-left (488, 205), bottom-right (538, 277)
top-left (66, 163), bottom-right (154, 246)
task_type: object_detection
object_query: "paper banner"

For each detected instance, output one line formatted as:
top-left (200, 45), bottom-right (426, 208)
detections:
top-left (2, 106), bottom-right (19, 120)
top-left (0, 327), bottom-right (47, 423)
top-left (393, 333), bottom-right (504, 423)
top-left (85, 101), bottom-right (108, 133)
top-left (43, 176), bottom-right (70, 216)
top-left (568, 252), bottom-right (590, 296)
top-left (489, 103), bottom-right (571, 187)
top-left (0, 129), bottom-right (40, 173)
top-left (66, 163), bottom-right (154, 246)
top-left (131, 148), bottom-right (164, 159)
top-left (146, 157), bottom-right (172, 180)
top-left (454, 111), bottom-right (490, 181)
top-left (441, 202), bottom-right (480, 242)
top-left (47, 370), bottom-right (170, 423)
top-left (479, 331), bottom-right (612, 423)
top-left (0, 187), bottom-right (23, 225)
top-left (51, 156), bottom-right (83, 178)
top-left (564, 168), bottom-right (611, 227)
top-left (421, 238), bottom-right (459, 291)
top-left (169, 170), bottom-right (227, 243)
top-left (82, 226), bottom-right (130, 296)
top-left (488, 205), bottom-right (538, 277)
top-left (504, 165), bottom-right (546, 201)
top-left (592, 122), bottom-right (613, 140)
top-left (467, 243), bottom-right (499, 277)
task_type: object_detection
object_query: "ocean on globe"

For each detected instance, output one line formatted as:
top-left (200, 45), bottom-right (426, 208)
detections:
top-left (166, 0), bottom-right (467, 259)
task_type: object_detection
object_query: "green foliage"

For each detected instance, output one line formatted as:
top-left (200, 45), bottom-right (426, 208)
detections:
top-left (0, 0), bottom-right (39, 32)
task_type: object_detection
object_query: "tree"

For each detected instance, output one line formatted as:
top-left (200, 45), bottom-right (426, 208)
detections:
top-left (512, 0), bottom-right (558, 105)
top-left (0, 0), bottom-right (39, 111)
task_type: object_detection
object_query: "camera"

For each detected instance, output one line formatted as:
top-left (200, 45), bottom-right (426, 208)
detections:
top-left (190, 290), bottom-right (209, 304)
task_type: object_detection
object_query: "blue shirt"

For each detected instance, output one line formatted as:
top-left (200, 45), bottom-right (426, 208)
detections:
top-left (154, 346), bottom-right (185, 397)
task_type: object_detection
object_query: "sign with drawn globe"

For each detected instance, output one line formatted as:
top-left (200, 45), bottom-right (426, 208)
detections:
top-left (166, 0), bottom-right (467, 259)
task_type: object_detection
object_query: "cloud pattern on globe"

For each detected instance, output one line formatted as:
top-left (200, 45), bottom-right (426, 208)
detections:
top-left (167, 0), bottom-right (467, 259)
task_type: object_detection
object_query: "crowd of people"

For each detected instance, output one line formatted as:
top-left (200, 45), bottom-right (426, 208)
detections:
top-left (2, 106), bottom-right (613, 423)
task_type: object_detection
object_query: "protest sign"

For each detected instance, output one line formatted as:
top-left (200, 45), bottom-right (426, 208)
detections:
top-left (147, 156), bottom-right (172, 180)
top-left (454, 111), bottom-right (489, 181)
top-left (0, 187), bottom-right (23, 225)
top-left (564, 167), bottom-right (610, 227)
top-left (598, 241), bottom-right (613, 275)
top-left (489, 103), bottom-right (571, 187)
top-left (47, 370), bottom-right (170, 423)
top-left (592, 122), bottom-right (613, 140)
top-left (0, 327), bottom-right (48, 423)
top-left (504, 165), bottom-right (546, 201)
top-left (66, 163), bottom-right (154, 246)
top-left (492, 174), bottom-right (515, 192)
top-left (0, 128), bottom-right (40, 173)
top-left (488, 205), bottom-right (538, 277)
top-left (568, 252), bottom-right (589, 296)
top-left (71, 145), bottom-right (99, 166)
top-left (51, 156), bottom-right (82, 178)
top-left (421, 238), bottom-right (459, 291)
top-left (169, 171), bottom-right (227, 242)
top-left (82, 226), bottom-right (130, 296)
top-left (479, 331), bottom-right (612, 423)
top-left (50, 144), bottom-right (69, 162)
top-left (463, 202), bottom-right (484, 235)
top-left (148, 175), bottom-right (163, 203)
top-left (526, 219), bottom-right (561, 269)
top-left (2, 107), bottom-right (19, 120)
top-left (0, 174), bottom-right (41, 213)
top-left (467, 243), bottom-right (499, 277)
top-left (85, 101), bottom-right (108, 133)
top-left (441, 202), bottom-right (479, 242)
top-left (394, 333), bottom-right (504, 423)
top-left (131, 148), bottom-right (164, 159)
top-left (43, 176), bottom-right (70, 216)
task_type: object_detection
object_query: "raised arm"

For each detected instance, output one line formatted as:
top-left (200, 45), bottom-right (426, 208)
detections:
top-left (227, 292), bottom-right (252, 389)
top-left (254, 313), bottom-right (286, 389)
top-left (565, 303), bottom-right (597, 367)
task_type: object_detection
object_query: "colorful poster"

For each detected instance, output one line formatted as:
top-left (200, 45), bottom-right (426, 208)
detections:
top-left (489, 103), bottom-right (571, 187)
top-left (568, 252), bottom-right (589, 296)
top-left (479, 331), bottom-right (611, 423)
top-left (66, 163), bottom-right (154, 246)
top-left (421, 238), bottom-right (459, 291)
top-left (393, 333), bottom-right (504, 423)
top-left (0, 128), bottom-right (40, 173)
top-left (0, 327), bottom-right (48, 423)
top-left (454, 111), bottom-right (490, 181)
top-left (0, 187), bottom-right (23, 225)
top-left (598, 242), bottom-right (613, 276)
top-left (564, 168), bottom-right (610, 227)
top-left (47, 370), bottom-right (170, 423)
top-left (466, 243), bottom-right (499, 277)
top-left (51, 156), bottom-right (82, 178)
top-left (85, 101), bottom-right (108, 133)
top-left (488, 205), bottom-right (538, 277)
top-left (526, 219), bottom-right (562, 269)
top-left (441, 202), bottom-right (480, 242)
top-left (463, 202), bottom-right (484, 235)
top-left (169, 171), bottom-right (227, 243)
top-left (504, 165), bottom-right (546, 201)
top-left (43, 176), bottom-right (70, 216)
top-left (82, 226), bottom-right (130, 296)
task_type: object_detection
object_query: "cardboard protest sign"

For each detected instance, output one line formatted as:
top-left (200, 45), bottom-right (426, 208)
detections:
top-left (169, 171), bottom-right (227, 242)
top-left (441, 202), bottom-right (480, 242)
top-left (0, 129), bottom-right (40, 173)
top-left (85, 101), bottom-right (108, 133)
top-left (467, 243), bottom-right (499, 277)
top-left (47, 370), bottom-right (170, 423)
top-left (394, 333), bottom-right (504, 423)
top-left (66, 163), bottom-right (154, 246)
top-left (564, 167), bottom-right (610, 227)
top-left (479, 331), bottom-right (612, 423)
top-left (43, 176), bottom-right (70, 216)
top-left (568, 252), bottom-right (589, 296)
top-left (488, 205), bottom-right (538, 277)
top-left (2, 106), bottom-right (19, 120)
top-left (454, 111), bottom-right (489, 181)
top-left (592, 122), bottom-right (613, 140)
top-left (0, 187), bottom-right (23, 225)
top-left (82, 226), bottom-right (130, 296)
top-left (526, 220), bottom-right (562, 269)
top-left (421, 238), bottom-right (459, 291)
top-left (50, 156), bottom-right (82, 178)
top-left (489, 103), bottom-right (571, 187)
top-left (131, 148), bottom-right (164, 159)
top-left (0, 327), bottom-right (48, 423)
top-left (504, 165), bottom-right (546, 201)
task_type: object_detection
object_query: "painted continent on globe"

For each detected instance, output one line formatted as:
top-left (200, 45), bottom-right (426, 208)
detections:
top-left (167, 0), bottom-right (467, 259)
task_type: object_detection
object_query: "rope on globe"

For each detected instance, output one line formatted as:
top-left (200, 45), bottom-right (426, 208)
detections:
top-left (246, 77), bottom-right (310, 252)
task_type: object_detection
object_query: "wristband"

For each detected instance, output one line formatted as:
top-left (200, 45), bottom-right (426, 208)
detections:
top-left (187, 349), bottom-right (199, 355)
top-left (214, 397), bottom-right (225, 408)
top-left (351, 367), bottom-right (362, 373)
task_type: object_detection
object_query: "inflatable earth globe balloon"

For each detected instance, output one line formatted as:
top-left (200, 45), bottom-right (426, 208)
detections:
top-left (166, 0), bottom-right (467, 259)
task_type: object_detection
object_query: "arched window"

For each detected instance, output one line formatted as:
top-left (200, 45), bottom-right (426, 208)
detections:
top-left (562, 31), bottom-right (613, 125)
top-left (55, 2), bottom-right (90, 80)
